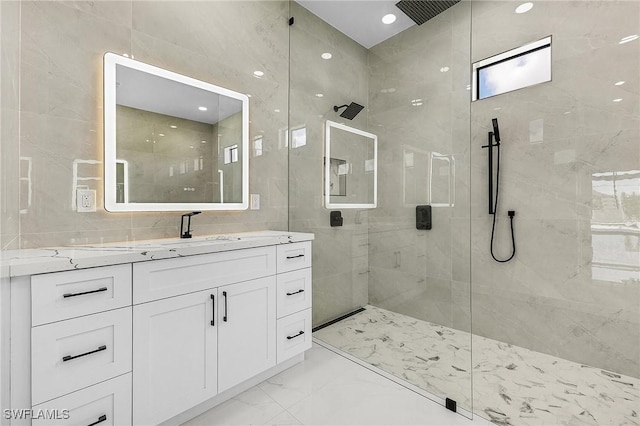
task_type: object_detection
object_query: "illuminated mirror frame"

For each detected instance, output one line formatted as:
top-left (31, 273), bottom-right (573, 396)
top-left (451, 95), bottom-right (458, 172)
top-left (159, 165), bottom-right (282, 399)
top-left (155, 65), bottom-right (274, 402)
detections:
top-left (324, 120), bottom-right (378, 209)
top-left (103, 52), bottom-right (249, 212)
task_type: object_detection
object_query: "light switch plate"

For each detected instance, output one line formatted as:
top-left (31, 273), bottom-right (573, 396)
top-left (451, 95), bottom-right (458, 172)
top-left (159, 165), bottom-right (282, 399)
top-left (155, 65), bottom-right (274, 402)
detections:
top-left (77, 189), bottom-right (96, 212)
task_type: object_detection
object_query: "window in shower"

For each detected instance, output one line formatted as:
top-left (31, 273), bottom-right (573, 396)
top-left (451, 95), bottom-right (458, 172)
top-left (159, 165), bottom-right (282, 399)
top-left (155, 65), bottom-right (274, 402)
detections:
top-left (472, 36), bottom-right (551, 100)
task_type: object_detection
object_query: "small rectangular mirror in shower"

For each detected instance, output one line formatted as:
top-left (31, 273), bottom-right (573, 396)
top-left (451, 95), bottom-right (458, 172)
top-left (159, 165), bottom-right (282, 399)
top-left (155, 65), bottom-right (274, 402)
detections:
top-left (324, 120), bottom-right (377, 209)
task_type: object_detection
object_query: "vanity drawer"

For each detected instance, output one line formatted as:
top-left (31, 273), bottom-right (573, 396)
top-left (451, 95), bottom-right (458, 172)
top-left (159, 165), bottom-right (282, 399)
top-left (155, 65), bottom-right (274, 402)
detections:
top-left (276, 308), bottom-right (312, 363)
top-left (32, 373), bottom-right (131, 426)
top-left (277, 268), bottom-right (312, 318)
top-left (133, 246), bottom-right (276, 304)
top-left (31, 264), bottom-right (132, 326)
top-left (276, 241), bottom-right (312, 273)
top-left (31, 307), bottom-right (132, 405)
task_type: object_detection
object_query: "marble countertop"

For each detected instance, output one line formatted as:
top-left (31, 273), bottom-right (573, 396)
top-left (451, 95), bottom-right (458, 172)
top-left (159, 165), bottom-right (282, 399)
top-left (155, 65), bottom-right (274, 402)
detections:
top-left (1, 230), bottom-right (314, 277)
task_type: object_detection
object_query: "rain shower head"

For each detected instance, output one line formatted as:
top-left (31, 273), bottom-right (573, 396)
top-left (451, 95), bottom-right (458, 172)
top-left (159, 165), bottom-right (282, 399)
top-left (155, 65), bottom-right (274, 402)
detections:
top-left (333, 102), bottom-right (364, 120)
top-left (395, 0), bottom-right (461, 26)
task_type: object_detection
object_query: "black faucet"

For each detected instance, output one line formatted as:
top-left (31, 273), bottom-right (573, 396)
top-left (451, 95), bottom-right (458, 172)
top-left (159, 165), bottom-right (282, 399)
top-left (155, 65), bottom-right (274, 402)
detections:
top-left (180, 211), bottom-right (201, 238)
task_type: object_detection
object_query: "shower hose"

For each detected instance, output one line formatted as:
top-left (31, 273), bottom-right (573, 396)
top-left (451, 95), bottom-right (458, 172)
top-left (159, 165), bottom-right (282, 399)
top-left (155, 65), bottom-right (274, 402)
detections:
top-left (490, 143), bottom-right (516, 263)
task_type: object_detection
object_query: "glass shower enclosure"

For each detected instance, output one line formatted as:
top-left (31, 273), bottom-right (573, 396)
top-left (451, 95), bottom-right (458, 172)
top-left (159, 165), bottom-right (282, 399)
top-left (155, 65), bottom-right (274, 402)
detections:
top-left (289, 0), bottom-right (639, 424)
top-left (288, 0), bottom-right (473, 416)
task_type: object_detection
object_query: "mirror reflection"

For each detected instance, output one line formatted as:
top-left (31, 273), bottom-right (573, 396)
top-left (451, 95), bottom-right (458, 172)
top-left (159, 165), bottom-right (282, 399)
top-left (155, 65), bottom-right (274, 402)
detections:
top-left (104, 53), bottom-right (248, 211)
top-left (325, 121), bottom-right (377, 208)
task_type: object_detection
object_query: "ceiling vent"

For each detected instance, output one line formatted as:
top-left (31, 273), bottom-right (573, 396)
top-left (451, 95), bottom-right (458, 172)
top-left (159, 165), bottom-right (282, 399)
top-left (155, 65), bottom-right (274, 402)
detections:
top-left (395, 0), bottom-right (461, 25)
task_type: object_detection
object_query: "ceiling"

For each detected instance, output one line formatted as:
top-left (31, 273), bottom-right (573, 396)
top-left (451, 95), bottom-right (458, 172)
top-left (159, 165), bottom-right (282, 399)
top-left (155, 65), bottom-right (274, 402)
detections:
top-left (296, 1), bottom-right (416, 49)
top-left (116, 65), bottom-right (242, 126)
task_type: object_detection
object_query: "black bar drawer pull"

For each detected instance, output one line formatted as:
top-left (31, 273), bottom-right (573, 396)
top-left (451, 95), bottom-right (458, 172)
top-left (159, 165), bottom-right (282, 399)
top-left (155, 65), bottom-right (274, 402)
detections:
top-left (223, 291), bottom-right (228, 322)
top-left (210, 294), bottom-right (215, 326)
top-left (87, 415), bottom-right (107, 426)
top-left (63, 287), bottom-right (108, 298)
top-left (62, 345), bottom-right (107, 362)
top-left (286, 330), bottom-right (304, 340)
top-left (286, 289), bottom-right (304, 296)
top-left (286, 254), bottom-right (304, 259)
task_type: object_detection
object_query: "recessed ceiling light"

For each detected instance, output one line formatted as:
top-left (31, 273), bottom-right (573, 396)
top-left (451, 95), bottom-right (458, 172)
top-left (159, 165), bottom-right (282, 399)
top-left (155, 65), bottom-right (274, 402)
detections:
top-left (613, 98), bottom-right (623, 102)
top-left (253, 70), bottom-right (265, 77)
top-left (564, 111), bottom-right (572, 114)
top-left (619, 35), bottom-right (639, 44)
top-left (321, 52), bottom-right (332, 60)
top-left (614, 81), bottom-right (625, 86)
top-left (189, 145), bottom-right (194, 149)
top-left (466, 85), bottom-right (471, 90)
top-left (382, 14), bottom-right (396, 24)
top-left (515, 2), bottom-right (533, 14)
top-left (170, 125), bottom-right (177, 129)
top-left (201, 140), bottom-right (207, 144)
top-left (198, 106), bottom-right (207, 111)
top-left (274, 109), bottom-right (280, 113)
top-left (159, 133), bottom-right (165, 137)
top-left (440, 66), bottom-right (450, 72)
top-left (315, 93), bottom-right (324, 98)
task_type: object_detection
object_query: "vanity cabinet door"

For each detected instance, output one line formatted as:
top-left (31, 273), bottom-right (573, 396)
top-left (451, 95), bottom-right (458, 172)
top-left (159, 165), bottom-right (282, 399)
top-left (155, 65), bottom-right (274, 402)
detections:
top-left (133, 289), bottom-right (218, 426)
top-left (218, 276), bottom-right (276, 392)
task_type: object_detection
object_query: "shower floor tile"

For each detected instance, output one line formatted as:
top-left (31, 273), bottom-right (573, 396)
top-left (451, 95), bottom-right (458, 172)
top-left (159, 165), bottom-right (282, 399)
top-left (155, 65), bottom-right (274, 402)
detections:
top-left (314, 305), bottom-right (640, 426)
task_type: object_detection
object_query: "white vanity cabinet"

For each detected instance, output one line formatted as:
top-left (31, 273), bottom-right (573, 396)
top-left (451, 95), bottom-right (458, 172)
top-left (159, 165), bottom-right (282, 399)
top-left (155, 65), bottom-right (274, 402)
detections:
top-left (20, 265), bottom-right (134, 426)
top-left (4, 233), bottom-right (313, 426)
top-left (133, 289), bottom-right (218, 426)
top-left (275, 242), bottom-right (313, 363)
top-left (217, 276), bottom-right (276, 392)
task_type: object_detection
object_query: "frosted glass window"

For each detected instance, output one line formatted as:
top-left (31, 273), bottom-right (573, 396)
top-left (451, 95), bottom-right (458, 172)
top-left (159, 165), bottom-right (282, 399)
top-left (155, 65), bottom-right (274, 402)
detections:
top-left (473, 37), bottom-right (551, 101)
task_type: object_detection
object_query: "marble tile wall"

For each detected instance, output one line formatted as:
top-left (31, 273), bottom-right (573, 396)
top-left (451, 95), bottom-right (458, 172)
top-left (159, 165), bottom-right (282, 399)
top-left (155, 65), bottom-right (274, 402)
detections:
top-left (12, 0), bottom-right (290, 248)
top-left (366, 3), bottom-right (472, 334)
top-left (288, 3), bottom-right (370, 326)
top-left (470, 0), bottom-right (640, 379)
top-left (0, 0), bottom-right (20, 251)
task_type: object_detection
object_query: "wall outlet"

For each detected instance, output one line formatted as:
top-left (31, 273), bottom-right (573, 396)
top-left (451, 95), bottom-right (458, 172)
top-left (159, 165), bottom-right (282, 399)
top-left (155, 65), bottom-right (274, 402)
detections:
top-left (250, 193), bottom-right (260, 210)
top-left (77, 189), bottom-right (96, 212)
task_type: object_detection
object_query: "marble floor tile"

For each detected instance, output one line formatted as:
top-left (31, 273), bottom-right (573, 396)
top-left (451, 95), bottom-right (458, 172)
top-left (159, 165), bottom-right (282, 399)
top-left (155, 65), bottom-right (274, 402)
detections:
top-left (263, 411), bottom-right (303, 426)
top-left (181, 387), bottom-right (285, 426)
top-left (313, 305), bottom-right (474, 410)
top-left (181, 344), bottom-right (485, 426)
top-left (314, 305), bottom-right (640, 426)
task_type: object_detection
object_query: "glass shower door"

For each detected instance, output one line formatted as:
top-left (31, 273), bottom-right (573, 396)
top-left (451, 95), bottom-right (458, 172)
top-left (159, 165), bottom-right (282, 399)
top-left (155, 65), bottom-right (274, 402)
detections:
top-left (288, 0), bottom-right (473, 417)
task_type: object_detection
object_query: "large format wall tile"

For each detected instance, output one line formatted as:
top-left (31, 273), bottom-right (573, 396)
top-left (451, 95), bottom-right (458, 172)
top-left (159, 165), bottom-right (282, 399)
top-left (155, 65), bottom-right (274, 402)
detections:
top-left (288, 2), bottom-right (370, 326)
top-left (14, 0), bottom-right (290, 248)
top-left (470, 0), bottom-right (640, 379)
top-left (0, 0), bottom-right (21, 250)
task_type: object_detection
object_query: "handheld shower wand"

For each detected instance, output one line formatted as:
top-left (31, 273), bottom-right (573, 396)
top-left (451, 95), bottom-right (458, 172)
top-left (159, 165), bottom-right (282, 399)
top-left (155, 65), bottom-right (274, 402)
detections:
top-left (482, 118), bottom-right (516, 263)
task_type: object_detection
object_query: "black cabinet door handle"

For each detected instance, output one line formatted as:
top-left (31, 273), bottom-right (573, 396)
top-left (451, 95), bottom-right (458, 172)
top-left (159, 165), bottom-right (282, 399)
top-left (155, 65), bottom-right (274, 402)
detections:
top-left (62, 345), bottom-right (107, 362)
top-left (286, 254), bottom-right (304, 259)
top-left (286, 289), bottom-right (305, 296)
top-left (223, 291), bottom-right (228, 322)
top-left (286, 330), bottom-right (304, 340)
top-left (63, 287), bottom-right (108, 298)
top-left (210, 294), bottom-right (215, 326)
top-left (87, 415), bottom-right (107, 426)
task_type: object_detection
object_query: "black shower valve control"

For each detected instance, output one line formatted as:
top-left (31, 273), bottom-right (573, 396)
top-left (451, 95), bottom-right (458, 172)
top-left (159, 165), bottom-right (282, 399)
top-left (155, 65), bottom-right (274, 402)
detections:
top-left (508, 210), bottom-right (515, 217)
top-left (416, 205), bottom-right (432, 230)
top-left (330, 210), bottom-right (343, 227)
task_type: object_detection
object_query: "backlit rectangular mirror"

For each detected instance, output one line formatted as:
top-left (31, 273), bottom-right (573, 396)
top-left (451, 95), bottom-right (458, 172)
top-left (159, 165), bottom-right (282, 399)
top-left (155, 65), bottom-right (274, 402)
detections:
top-left (324, 120), bottom-right (377, 209)
top-left (103, 52), bottom-right (249, 211)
